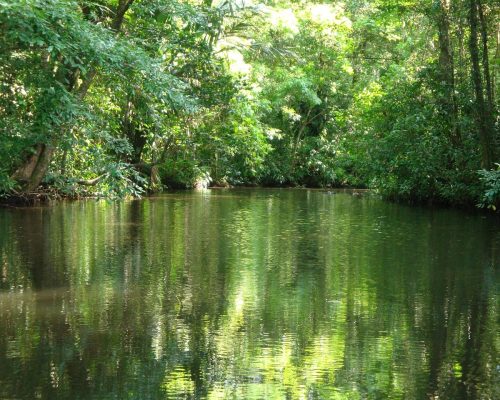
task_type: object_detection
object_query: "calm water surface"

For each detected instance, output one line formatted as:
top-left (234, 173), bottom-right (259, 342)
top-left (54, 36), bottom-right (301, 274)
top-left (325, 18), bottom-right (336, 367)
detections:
top-left (0, 189), bottom-right (498, 399)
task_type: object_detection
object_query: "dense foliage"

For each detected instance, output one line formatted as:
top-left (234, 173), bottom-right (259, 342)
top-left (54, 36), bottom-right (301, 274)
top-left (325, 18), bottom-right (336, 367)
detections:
top-left (0, 0), bottom-right (498, 207)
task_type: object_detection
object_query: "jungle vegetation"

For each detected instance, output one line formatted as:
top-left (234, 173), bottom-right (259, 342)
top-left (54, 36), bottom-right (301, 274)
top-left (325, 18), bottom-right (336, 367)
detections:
top-left (0, 0), bottom-right (499, 207)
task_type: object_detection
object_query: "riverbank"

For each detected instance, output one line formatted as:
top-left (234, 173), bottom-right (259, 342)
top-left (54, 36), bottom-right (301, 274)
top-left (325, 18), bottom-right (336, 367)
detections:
top-left (2, 186), bottom-right (497, 215)
top-left (0, 185), bottom-right (371, 206)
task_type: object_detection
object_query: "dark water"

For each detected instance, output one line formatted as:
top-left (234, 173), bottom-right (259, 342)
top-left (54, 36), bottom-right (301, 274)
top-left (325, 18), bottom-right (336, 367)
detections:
top-left (0, 189), bottom-right (498, 400)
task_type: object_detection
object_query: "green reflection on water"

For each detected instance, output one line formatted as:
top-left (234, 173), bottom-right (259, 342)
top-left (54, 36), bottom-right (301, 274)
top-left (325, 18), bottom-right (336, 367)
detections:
top-left (0, 189), bottom-right (498, 399)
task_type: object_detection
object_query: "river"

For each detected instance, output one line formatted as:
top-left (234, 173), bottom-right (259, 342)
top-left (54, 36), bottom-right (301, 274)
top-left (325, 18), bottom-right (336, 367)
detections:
top-left (0, 189), bottom-right (498, 399)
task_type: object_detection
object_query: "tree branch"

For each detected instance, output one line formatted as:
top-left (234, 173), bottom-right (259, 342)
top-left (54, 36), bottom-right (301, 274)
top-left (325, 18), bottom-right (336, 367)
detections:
top-left (76, 174), bottom-right (105, 186)
top-left (110, 0), bottom-right (135, 32)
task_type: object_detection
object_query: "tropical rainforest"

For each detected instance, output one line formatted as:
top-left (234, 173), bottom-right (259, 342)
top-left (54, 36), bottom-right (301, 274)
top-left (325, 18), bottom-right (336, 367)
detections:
top-left (0, 0), bottom-right (499, 207)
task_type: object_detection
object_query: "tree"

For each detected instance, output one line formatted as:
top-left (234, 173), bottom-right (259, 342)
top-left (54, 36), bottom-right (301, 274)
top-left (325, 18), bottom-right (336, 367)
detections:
top-left (0, 0), bottom-right (498, 206)
top-left (468, 0), bottom-right (495, 169)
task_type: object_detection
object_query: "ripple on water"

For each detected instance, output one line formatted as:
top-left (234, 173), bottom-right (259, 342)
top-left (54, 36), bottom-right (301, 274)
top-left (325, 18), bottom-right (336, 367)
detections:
top-left (0, 189), bottom-right (497, 399)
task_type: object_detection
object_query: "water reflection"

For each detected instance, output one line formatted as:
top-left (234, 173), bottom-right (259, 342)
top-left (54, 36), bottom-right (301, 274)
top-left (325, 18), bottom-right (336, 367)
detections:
top-left (0, 190), bottom-right (498, 399)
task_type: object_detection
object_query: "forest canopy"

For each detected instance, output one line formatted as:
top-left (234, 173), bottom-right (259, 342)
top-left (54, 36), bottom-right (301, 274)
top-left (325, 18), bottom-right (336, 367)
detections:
top-left (0, 0), bottom-right (499, 207)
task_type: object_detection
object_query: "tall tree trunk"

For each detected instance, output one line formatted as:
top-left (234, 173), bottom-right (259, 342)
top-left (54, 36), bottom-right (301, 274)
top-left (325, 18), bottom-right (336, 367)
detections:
top-left (477, 0), bottom-right (494, 117)
top-left (468, 0), bottom-right (495, 169)
top-left (11, 144), bottom-right (43, 183)
top-left (24, 144), bottom-right (55, 192)
top-left (477, 0), bottom-right (498, 157)
top-left (493, 22), bottom-right (499, 102)
top-left (457, 18), bottom-right (467, 83)
top-left (436, 0), bottom-right (461, 145)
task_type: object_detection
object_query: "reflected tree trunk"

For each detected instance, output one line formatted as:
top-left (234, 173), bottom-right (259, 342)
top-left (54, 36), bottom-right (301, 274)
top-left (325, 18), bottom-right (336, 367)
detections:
top-left (460, 267), bottom-right (495, 399)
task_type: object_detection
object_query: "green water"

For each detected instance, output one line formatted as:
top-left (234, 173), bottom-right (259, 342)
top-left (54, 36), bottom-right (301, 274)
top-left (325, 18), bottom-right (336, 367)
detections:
top-left (0, 189), bottom-right (498, 399)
